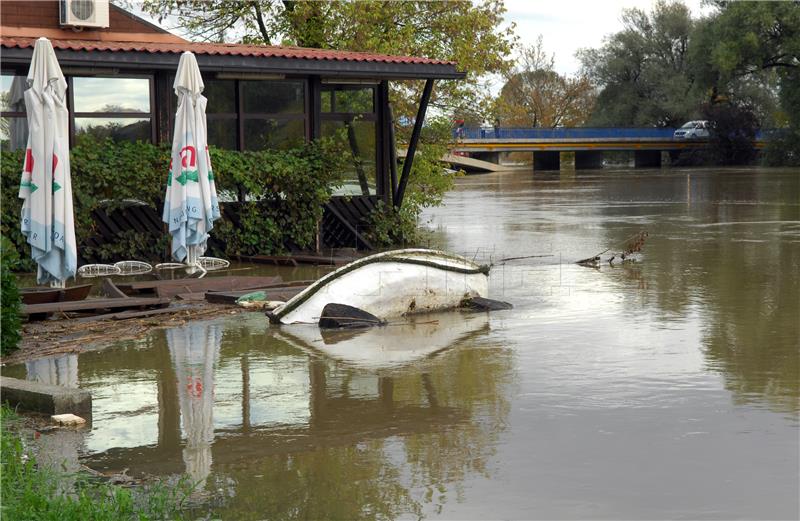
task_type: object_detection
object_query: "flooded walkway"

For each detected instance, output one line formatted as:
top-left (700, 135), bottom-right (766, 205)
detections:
top-left (7, 167), bottom-right (799, 519)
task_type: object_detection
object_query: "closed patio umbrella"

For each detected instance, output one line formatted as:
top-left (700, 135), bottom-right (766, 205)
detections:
top-left (19, 37), bottom-right (76, 288)
top-left (163, 52), bottom-right (220, 274)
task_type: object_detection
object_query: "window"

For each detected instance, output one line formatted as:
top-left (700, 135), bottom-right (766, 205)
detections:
top-left (71, 76), bottom-right (154, 143)
top-left (0, 73), bottom-right (28, 151)
top-left (241, 79), bottom-right (306, 151)
top-left (197, 78), bottom-right (308, 152)
top-left (321, 85), bottom-right (378, 196)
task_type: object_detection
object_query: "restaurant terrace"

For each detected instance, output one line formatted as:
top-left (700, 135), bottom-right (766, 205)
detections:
top-left (0, 1), bottom-right (464, 248)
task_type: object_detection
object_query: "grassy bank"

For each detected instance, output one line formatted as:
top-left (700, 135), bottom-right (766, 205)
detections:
top-left (0, 406), bottom-right (190, 520)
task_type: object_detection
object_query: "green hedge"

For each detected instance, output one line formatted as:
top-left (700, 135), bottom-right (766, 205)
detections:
top-left (1, 135), bottom-right (348, 266)
top-left (1, 235), bottom-right (22, 355)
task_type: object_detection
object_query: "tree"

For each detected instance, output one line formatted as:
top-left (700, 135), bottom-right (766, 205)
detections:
top-left (140, 0), bottom-right (516, 121)
top-left (578, 0), bottom-right (700, 127)
top-left (494, 36), bottom-right (595, 127)
top-left (690, 1), bottom-right (800, 164)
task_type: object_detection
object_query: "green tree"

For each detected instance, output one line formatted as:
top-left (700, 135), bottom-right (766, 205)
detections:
top-left (690, 1), bottom-right (800, 164)
top-left (578, 0), bottom-right (700, 127)
top-left (141, 0), bottom-right (516, 121)
top-left (495, 36), bottom-right (595, 127)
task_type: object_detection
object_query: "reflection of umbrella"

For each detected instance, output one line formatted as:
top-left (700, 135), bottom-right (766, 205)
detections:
top-left (19, 38), bottom-right (76, 287)
top-left (167, 322), bottom-right (221, 488)
top-left (162, 52), bottom-right (220, 273)
top-left (26, 354), bottom-right (78, 388)
top-left (8, 75), bottom-right (28, 150)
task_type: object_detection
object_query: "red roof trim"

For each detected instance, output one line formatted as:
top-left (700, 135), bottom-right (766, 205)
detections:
top-left (0, 36), bottom-right (456, 66)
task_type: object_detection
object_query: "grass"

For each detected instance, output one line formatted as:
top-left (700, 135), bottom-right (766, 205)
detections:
top-left (1, 405), bottom-right (192, 520)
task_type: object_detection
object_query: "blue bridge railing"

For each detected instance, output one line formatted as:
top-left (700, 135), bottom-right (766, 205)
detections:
top-left (454, 127), bottom-right (769, 140)
top-left (453, 127), bottom-right (678, 140)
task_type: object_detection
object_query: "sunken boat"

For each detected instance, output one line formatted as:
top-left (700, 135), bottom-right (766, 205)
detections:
top-left (267, 249), bottom-right (490, 325)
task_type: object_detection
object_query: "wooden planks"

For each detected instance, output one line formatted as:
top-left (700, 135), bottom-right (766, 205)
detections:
top-left (22, 297), bottom-right (171, 321)
top-left (113, 276), bottom-right (282, 298)
top-left (205, 281), bottom-right (311, 305)
top-left (20, 284), bottom-right (93, 305)
top-left (237, 254), bottom-right (355, 266)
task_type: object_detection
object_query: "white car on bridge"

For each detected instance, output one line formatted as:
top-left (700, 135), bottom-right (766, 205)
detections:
top-left (674, 120), bottom-right (710, 139)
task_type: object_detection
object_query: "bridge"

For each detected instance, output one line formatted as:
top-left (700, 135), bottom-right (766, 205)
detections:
top-left (451, 127), bottom-right (764, 171)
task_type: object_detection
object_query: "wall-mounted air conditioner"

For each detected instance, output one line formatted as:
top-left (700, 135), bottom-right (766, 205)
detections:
top-left (60, 0), bottom-right (110, 29)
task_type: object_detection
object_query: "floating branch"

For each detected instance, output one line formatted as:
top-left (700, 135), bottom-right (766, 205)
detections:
top-left (577, 231), bottom-right (649, 267)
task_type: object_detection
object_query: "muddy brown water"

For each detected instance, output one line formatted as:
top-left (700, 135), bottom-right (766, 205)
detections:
top-left (5, 167), bottom-right (799, 519)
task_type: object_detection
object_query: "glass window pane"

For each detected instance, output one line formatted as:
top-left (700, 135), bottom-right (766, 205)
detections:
top-left (1, 116), bottom-right (28, 151)
top-left (242, 80), bottom-right (304, 114)
top-left (204, 80), bottom-right (235, 114)
top-left (243, 118), bottom-right (305, 151)
top-left (73, 77), bottom-right (151, 113)
top-left (75, 118), bottom-right (151, 142)
top-left (207, 118), bottom-right (237, 149)
top-left (324, 87), bottom-right (374, 113)
top-left (322, 119), bottom-right (376, 196)
top-left (1, 74), bottom-right (27, 113)
top-left (321, 90), bottom-right (332, 113)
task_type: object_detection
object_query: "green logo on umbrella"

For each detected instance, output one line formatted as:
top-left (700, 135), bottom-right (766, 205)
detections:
top-left (175, 170), bottom-right (199, 185)
top-left (20, 180), bottom-right (38, 193)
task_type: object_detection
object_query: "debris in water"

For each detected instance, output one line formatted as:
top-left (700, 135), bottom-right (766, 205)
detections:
top-left (51, 413), bottom-right (86, 426)
top-left (577, 231), bottom-right (649, 267)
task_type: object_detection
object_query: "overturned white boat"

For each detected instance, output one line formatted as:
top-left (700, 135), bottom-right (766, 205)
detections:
top-left (267, 249), bottom-right (490, 325)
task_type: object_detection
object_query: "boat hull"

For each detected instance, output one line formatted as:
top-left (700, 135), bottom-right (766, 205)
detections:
top-left (270, 249), bottom-right (490, 324)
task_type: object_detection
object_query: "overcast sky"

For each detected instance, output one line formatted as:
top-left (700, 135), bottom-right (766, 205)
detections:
top-left (503, 0), bottom-right (712, 76)
top-left (130, 0), bottom-right (712, 78)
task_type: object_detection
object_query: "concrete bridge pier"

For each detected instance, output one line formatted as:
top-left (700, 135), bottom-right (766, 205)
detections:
top-left (575, 151), bottom-right (604, 169)
top-left (634, 150), bottom-right (662, 168)
top-left (533, 151), bottom-right (560, 171)
top-left (472, 151), bottom-right (502, 164)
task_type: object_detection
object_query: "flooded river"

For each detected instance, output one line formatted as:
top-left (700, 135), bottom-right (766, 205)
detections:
top-left (8, 167), bottom-right (799, 519)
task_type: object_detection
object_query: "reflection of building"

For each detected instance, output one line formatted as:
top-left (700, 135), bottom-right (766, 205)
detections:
top-left (0, 1), bottom-right (463, 204)
top-left (26, 354), bottom-right (79, 388)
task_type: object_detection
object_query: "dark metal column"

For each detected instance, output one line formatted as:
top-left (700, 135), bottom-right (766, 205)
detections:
top-left (394, 79), bottom-right (434, 209)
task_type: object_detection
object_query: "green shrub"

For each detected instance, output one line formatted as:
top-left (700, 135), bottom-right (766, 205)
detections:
top-left (1, 405), bottom-right (192, 520)
top-left (1, 135), bottom-right (348, 265)
top-left (367, 116), bottom-right (458, 247)
top-left (1, 235), bottom-right (22, 355)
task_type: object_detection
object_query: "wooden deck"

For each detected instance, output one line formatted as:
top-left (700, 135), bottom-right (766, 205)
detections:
top-left (205, 280), bottom-right (312, 305)
top-left (112, 276), bottom-right (282, 298)
top-left (22, 297), bottom-right (171, 321)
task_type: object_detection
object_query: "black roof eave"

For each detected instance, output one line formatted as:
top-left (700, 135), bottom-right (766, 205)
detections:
top-left (0, 47), bottom-right (467, 80)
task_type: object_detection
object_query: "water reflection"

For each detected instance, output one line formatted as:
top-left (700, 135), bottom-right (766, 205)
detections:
top-left (26, 354), bottom-right (78, 388)
top-left (167, 323), bottom-right (221, 489)
top-left (17, 313), bottom-right (510, 518)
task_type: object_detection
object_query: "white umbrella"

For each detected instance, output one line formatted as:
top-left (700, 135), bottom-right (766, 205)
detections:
top-left (18, 37), bottom-right (76, 288)
top-left (167, 322), bottom-right (222, 489)
top-left (162, 52), bottom-right (220, 276)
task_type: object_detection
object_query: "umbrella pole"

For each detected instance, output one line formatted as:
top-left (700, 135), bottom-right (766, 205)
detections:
top-left (186, 245), bottom-right (207, 278)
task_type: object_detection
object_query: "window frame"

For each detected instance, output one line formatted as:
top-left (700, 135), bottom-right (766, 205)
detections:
top-left (68, 74), bottom-right (156, 145)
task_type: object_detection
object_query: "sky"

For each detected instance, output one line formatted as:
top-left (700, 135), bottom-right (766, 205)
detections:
top-left (502, 0), bottom-right (712, 76)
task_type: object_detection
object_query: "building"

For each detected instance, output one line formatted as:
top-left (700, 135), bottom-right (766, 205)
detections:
top-left (1, 1), bottom-right (464, 248)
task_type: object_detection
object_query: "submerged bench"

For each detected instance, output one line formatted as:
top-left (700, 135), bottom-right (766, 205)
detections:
top-left (1, 376), bottom-right (91, 416)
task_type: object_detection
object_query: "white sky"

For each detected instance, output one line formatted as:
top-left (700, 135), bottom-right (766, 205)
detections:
top-left (503, 0), bottom-right (712, 76)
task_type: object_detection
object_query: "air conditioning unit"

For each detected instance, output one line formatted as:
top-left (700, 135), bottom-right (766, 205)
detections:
top-left (60, 0), bottom-right (110, 29)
